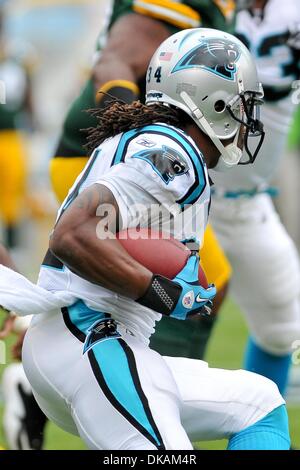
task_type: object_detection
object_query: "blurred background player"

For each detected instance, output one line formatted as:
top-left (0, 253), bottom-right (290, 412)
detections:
top-left (4, 0), bottom-right (103, 139)
top-left (0, 243), bottom-right (46, 449)
top-left (1, 321), bottom-right (47, 450)
top-left (50, 0), bottom-right (235, 360)
top-left (276, 104), bottom-right (300, 253)
top-left (2, 0), bottom-right (104, 221)
top-left (0, 0), bottom-right (104, 449)
top-left (210, 0), bottom-right (300, 396)
top-left (0, 3), bottom-right (32, 250)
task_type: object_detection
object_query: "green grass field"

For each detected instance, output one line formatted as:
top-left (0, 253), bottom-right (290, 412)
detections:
top-left (0, 299), bottom-right (299, 450)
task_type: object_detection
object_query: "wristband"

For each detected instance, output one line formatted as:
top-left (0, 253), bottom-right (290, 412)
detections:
top-left (137, 275), bottom-right (182, 315)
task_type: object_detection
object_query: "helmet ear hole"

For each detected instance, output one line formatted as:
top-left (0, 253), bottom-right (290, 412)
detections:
top-left (214, 100), bottom-right (226, 113)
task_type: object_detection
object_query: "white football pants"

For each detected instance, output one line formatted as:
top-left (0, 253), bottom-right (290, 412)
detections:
top-left (22, 310), bottom-right (284, 450)
top-left (210, 193), bottom-right (300, 356)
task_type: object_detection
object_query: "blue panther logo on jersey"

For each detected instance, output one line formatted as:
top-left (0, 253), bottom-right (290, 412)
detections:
top-left (172, 38), bottom-right (241, 81)
top-left (132, 145), bottom-right (188, 184)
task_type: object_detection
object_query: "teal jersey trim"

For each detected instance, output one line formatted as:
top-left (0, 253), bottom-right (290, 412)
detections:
top-left (67, 300), bottom-right (106, 335)
top-left (212, 186), bottom-right (279, 199)
top-left (112, 128), bottom-right (139, 165)
top-left (41, 264), bottom-right (66, 272)
top-left (63, 302), bottom-right (165, 449)
top-left (92, 339), bottom-right (163, 448)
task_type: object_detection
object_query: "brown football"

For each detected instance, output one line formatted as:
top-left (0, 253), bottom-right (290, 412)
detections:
top-left (117, 228), bottom-right (208, 287)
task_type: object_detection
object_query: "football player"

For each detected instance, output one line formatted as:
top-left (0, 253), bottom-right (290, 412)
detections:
top-left (210, 0), bottom-right (300, 395)
top-left (0, 28), bottom-right (290, 450)
top-left (50, 0), bottom-right (235, 360)
top-left (0, 243), bottom-right (47, 450)
top-left (1, 359), bottom-right (47, 450)
top-left (0, 5), bottom-right (30, 248)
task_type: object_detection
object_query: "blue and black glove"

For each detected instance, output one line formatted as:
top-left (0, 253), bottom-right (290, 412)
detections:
top-left (137, 254), bottom-right (216, 320)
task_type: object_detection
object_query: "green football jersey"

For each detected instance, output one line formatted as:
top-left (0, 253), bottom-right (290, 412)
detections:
top-left (56, 0), bottom-right (236, 157)
top-left (110, 0), bottom-right (235, 32)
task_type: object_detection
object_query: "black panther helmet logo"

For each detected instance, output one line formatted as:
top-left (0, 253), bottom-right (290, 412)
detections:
top-left (172, 38), bottom-right (241, 80)
top-left (132, 145), bottom-right (188, 184)
top-left (83, 319), bottom-right (121, 354)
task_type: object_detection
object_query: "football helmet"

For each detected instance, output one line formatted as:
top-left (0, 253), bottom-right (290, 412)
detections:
top-left (146, 28), bottom-right (264, 169)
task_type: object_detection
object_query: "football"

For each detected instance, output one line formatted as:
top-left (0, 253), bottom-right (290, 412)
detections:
top-left (117, 228), bottom-right (208, 287)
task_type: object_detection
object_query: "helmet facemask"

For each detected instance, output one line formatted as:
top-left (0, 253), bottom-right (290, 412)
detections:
top-left (180, 78), bottom-right (265, 171)
top-left (226, 88), bottom-right (265, 165)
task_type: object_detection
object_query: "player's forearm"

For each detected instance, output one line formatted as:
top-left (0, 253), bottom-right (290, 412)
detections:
top-left (49, 184), bottom-right (152, 299)
top-left (92, 54), bottom-right (136, 93)
top-left (51, 226), bottom-right (152, 299)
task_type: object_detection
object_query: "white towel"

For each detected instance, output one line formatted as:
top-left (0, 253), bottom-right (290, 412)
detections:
top-left (0, 264), bottom-right (76, 316)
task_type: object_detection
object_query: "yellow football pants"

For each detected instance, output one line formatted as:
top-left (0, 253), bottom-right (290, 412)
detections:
top-left (0, 131), bottom-right (27, 225)
top-left (200, 223), bottom-right (231, 291)
top-left (50, 157), bottom-right (87, 203)
top-left (50, 156), bottom-right (231, 290)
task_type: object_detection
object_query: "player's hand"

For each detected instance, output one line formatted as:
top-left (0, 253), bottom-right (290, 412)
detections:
top-left (137, 254), bottom-right (216, 319)
top-left (0, 313), bottom-right (17, 339)
top-left (170, 255), bottom-right (216, 320)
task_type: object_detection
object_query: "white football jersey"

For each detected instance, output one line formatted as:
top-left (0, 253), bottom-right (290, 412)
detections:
top-left (210, 0), bottom-right (300, 192)
top-left (38, 123), bottom-right (211, 342)
top-left (0, 58), bottom-right (27, 110)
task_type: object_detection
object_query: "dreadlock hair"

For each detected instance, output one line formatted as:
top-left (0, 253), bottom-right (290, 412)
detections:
top-left (84, 98), bottom-right (192, 155)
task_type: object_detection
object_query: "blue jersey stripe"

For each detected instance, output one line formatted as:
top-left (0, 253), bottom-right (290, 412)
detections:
top-left (92, 339), bottom-right (162, 448)
top-left (111, 128), bottom-right (139, 166)
top-left (62, 302), bottom-right (164, 448)
top-left (67, 300), bottom-right (106, 335)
